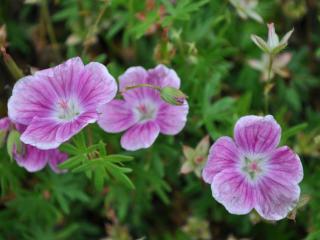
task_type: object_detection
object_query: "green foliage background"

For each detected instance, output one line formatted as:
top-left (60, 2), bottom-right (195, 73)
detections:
top-left (0, 0), bottom-right (320, 239)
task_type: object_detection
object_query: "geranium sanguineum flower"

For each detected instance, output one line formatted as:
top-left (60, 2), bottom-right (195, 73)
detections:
top-left (8, 57), bottom-right (117, 150)
top-left (1, 117), bottom-right (68, 173)
top-left (13, 122), bottom-right (68, 173)
top-left (202, 115), bottom-right (303, 220)
top-left (98, 65), bottom-right (189, 151)
top-left (14, 144), bottom-right (68, 173)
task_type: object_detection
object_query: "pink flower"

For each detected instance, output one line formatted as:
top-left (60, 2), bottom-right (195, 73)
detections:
top-left (13, 123), bottom-right (68, 173)
top-left (202, 115), bottom-right (303, 221)
top-left (13, 144), bottom-right (68, 173)
top-left (0, 117), bottom-right (68, 173)
top-left (97, 65), bottom-right (189, 151)
top-left (8, 57), bottom-right (117, 150)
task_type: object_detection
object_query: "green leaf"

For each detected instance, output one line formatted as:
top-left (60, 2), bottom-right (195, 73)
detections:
top-left (59, 143), bottom-right (81, 155)
top-left (105, 154), bottom-right (134, 163)
top-left (71, 159), bottom-right (102, 173)
top-left (306, 231), bottom-right (320, 240)
top-left (72, 131), bottom-right (86, 149)
top-left (98, 141), bottom-right (107, 156)
top-left (281, 123), bottom-right (308, 144)
top-left (129, 10), bottom-right (158, 39)
top-left (106, 14), bottom-right (128, 39)
top-left (86, 143), bottom-right (103, 153)
top-left (59, 155), bottom-right (87, 170)
top-left (207, 97), bottom-right (235, 118)
top-left (105, 162), bottom-right (134, 189)
top-left (56, 224), bottom-right (80, 239)
top-left (237, 92), bottom-right (252, 116)
top-left (104, 162), bottom-right (132, 174)
top-left (94, 167), bottom-right (107, 192)
top-left (56, 193), bottom-right (69, 214)
top-left (52, 5), bottom-right (78, 22)
top-left (162, 0), bottom-right (210, 26)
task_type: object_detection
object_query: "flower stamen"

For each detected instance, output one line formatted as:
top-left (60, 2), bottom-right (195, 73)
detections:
top-left (242, 157), bottom-right (263, 180)
top-left (135, 102), bottom-right (157, 122)
top-left (57, 99), bottom-right (81, 121)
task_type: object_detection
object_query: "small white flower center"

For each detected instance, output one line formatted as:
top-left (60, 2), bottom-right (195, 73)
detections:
top-left (56, 99), bottom-right (81, 121)
top-left (240, 156), bottom-right (265, 181)
top-left (133, 101), bottom-right (157, 123)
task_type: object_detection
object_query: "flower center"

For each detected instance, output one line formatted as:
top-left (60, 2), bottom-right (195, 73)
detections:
top-left (56, 99), bottom-right (81, 121)
top-left (134, 102), bottom-right (157, 123)
top-left (241, 157), bottom-right (264, 181)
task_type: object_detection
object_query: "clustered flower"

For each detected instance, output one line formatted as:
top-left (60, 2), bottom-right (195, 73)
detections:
top-left (2, 20), bottom-right (304, 222)
top-left (3, 57), bottom-right (189, 172)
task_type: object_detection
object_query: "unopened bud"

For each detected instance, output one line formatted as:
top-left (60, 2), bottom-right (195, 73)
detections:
top-left (267, 23), bottom-right (279, 49)
top-left (160, 86), bottom-right (187, 106)
top-left (0, 117), bottom-right (11, 147)
top-left (7, 130), bottom-right (23, 159)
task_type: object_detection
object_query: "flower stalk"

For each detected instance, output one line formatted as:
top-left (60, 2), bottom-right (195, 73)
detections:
top-left (123, 83), bottom-right (188, 106)
top-left (124, 83), bottom-right (162, 92)
top-left (41, 0), bottom-right (60, 59)
top-left (0, 47), bottom-right (24, 81)
top-left (264, 54), bottom-right (274, 112)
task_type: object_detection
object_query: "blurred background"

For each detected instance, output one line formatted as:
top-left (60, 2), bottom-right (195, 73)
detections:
top-left (0, 0), bottom-right (320, 239)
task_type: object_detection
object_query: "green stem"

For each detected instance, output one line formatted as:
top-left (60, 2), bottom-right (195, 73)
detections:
top-left (77, 0), bottom-right (86, 29)
top-left (267, 54), bottom-right (273, 82)
top-left (122, 83), bottom-right (161, 94)
top-left (0, 48), bottom-right (24, 81)
top-left (264, 92), bottom-right (269, 115)
top-left (264, 54), bottom-right (274, 113)
top-left (41, 0), bottom-right (60, 58)
top-left (82, 1), bottom-right (109, 57)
